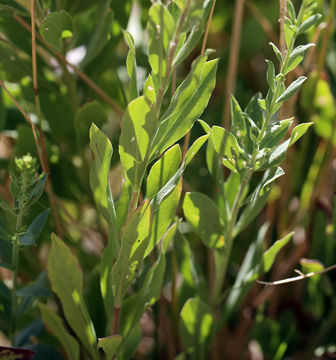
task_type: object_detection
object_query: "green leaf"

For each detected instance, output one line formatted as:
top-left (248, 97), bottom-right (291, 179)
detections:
top-left (298, 13), bottom-right (322, 34)
top-left (151, 56), bottom-right (218, 159)
top-left (211, 126), bottom-right (241, 172)
top-left (146, 178), bottom-right (182, 257)
top-left (119, 96), bottom-right (157, 190)
top-left (122, 29), bottom-right (139, 101)
top-left (185, 134), bottom-right (209, 165)
top-left (276, 76), bottom-right (307, 103)
top-left (75, 102), bottom-right (107, 148)
top-left (286, 44), bottom-right (315, 74)
top-left (289, 122), bottom-right (313, 146)
top-left (89, 123), bottom-right (118, 244)
top-left (98, 336), bottom-right (122, 360)
top-left (17, 271), bottom-right (51, 297)
top-left (112, 201), bottom-right (153, 306)
top-left (284, 16), bottom-right (296, 48)
top-left (146, 145), bottom-right (181, 200)
top-left (119, 252), bottom-right (166, 353)
top-left (40, 11), bottom-right (73, 51)
top-left (206, 135), bottom-right (224, 183)
top-left (148, 3), bottom-right (175, 88)
top-left (48, 234), bottom-right (99, 360)
top-left (245, 93), bottom-right (264, 129)
top-left (180, 298), bottom-right (214, 360)
top-left (81, 0), bottom-right (113, 67)
top-left (221, 224), bottom-right (268, 323)
top-left (260, 118), bottom-right (293, 149)
top-left (259, 232), bottom-right (293, 273)
top-left (28, 174), bottom-right (48, 206)
top-left (144, 74), bottom-right (156, 105)
top-left (266, 60), bottom-right (276, 91)
top-left (269, 42), bottom-right (283, 64)
top-left (287, 0), bottom-right (296, 22)
top-left (19, 209), bottom-right (50, 246)
top-left (230, 95), bottom-right (247, 146)
top-left (183, 192), bottom-right (225, 249)
top-left (39, 303), bottom-right (80, 360)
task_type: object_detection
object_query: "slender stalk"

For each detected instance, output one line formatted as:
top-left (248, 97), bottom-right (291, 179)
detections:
top-left (222, 0), bottom-right (246, 129)
top-left (30, 0), bottom-right (62, 236)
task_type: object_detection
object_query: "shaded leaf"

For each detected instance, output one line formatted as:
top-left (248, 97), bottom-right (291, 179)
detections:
top-left (180, 298), bottom-right (214, 360)
top-left (183, 192), bottom-right (225, 249)
top-left (40, 11), bottom-right (73, 51)
top-left (98, 336), bottom-right (122, 360)
top-left (48, 234), bottom-right (99, 360)
top-left (39, 303), bottom-right (80, 360)
top-left (19, 209), bottom-right (50, 246)
top-left (123, 29), bottom-right (139, 100)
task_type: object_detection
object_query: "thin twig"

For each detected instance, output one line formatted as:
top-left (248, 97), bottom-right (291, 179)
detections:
top-left (0, 80), bottom-right (43, 166)
top-left (201, 0), bottom-right (217, 55)
top-left (31, 0), bottom-right (62, 235)
top-left (222, 0), bottom-right (246, 129)
top-left (246, 0), bottom-right (278, 45)
top-left (257, 263), bottom-right (336, 286)
top-left (279, 0), bottom-right (287, 59)
top-left (13, 14), bottom-right (123, 123)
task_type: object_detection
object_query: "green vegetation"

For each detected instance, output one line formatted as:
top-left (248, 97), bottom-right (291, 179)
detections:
top-left (0, 0), bottom-right (335, 359)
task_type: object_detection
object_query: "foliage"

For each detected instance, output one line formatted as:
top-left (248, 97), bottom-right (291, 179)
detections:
top-left (0, 0), bottom-right (335, 359)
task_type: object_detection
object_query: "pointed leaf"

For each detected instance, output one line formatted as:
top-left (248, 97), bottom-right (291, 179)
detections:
top-left (276, 76), bottom-right (307, 103)
top-left (148, 3), bottom-right (175, 87)
top-left (98, 336), bottom-right (122, 360)
top-left (123, 29), bottom-right (139, 101)
top-left (39, 303), bottom-right (80, 360)
top-left (19, 209), bottom-right (50, 246)
top-left (112, 201), bottom-right (153, 305)
top-left (146, 145), bottom-right (181, 200)
top-left (119, 96), bottom-right (157, 189)
top-left (269, 42), bottom-right (283, 64)
top-left (260, 118), bottom-right (293, 149)
top-left (28, 174), bottom-right (47, 205)
top-left (286, 44), bottom-right (315, 74)
top-left (183, 192), bottom-right (225, 249)
top-left (289, 122), bottom-right (313, 146)
top-left (266, 60), bottom-right (276, 91)
top-left (185, 134), bottom-right (209, 165)
top-left (48, 234), bottom-right (99, 360)
top-left (144, 74), bottom-right (156, 105)
top-left (298, 14), bottom-right (322, 34)
top-left (151, 56), bottom-right (218, 159)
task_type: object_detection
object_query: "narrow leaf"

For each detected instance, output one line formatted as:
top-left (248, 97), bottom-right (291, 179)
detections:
top-left (112, 201), bottom-right (153, 305)
top-left (19, 209), bottom-right (50, 246)
top-left (39, 303), bottom-right (80, 360)
top-left (289, 122), bottom-right (313, 146)
top-left (28, 174), bottom-right (47, 205)
top-left (119, 96), bottom-right (157, 189)
top-left (298, 14), bottom-right (322, 34)
top-left (150, 56), bottom-right (218, 159)
top-left (266, 60), bottom-right (276, 91)
top-left (286, 44), bottom-right (315, 74)
top-left (123, 29), bottom-right (139, 101)
top-left (48, 234), bottom-right (99, 360)
top-left (148, 3), bottom-right (175, 87)
top-left (269, 42), bottom-right (283, 64)
top-left (276, 76), bottom-right (307, 103)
